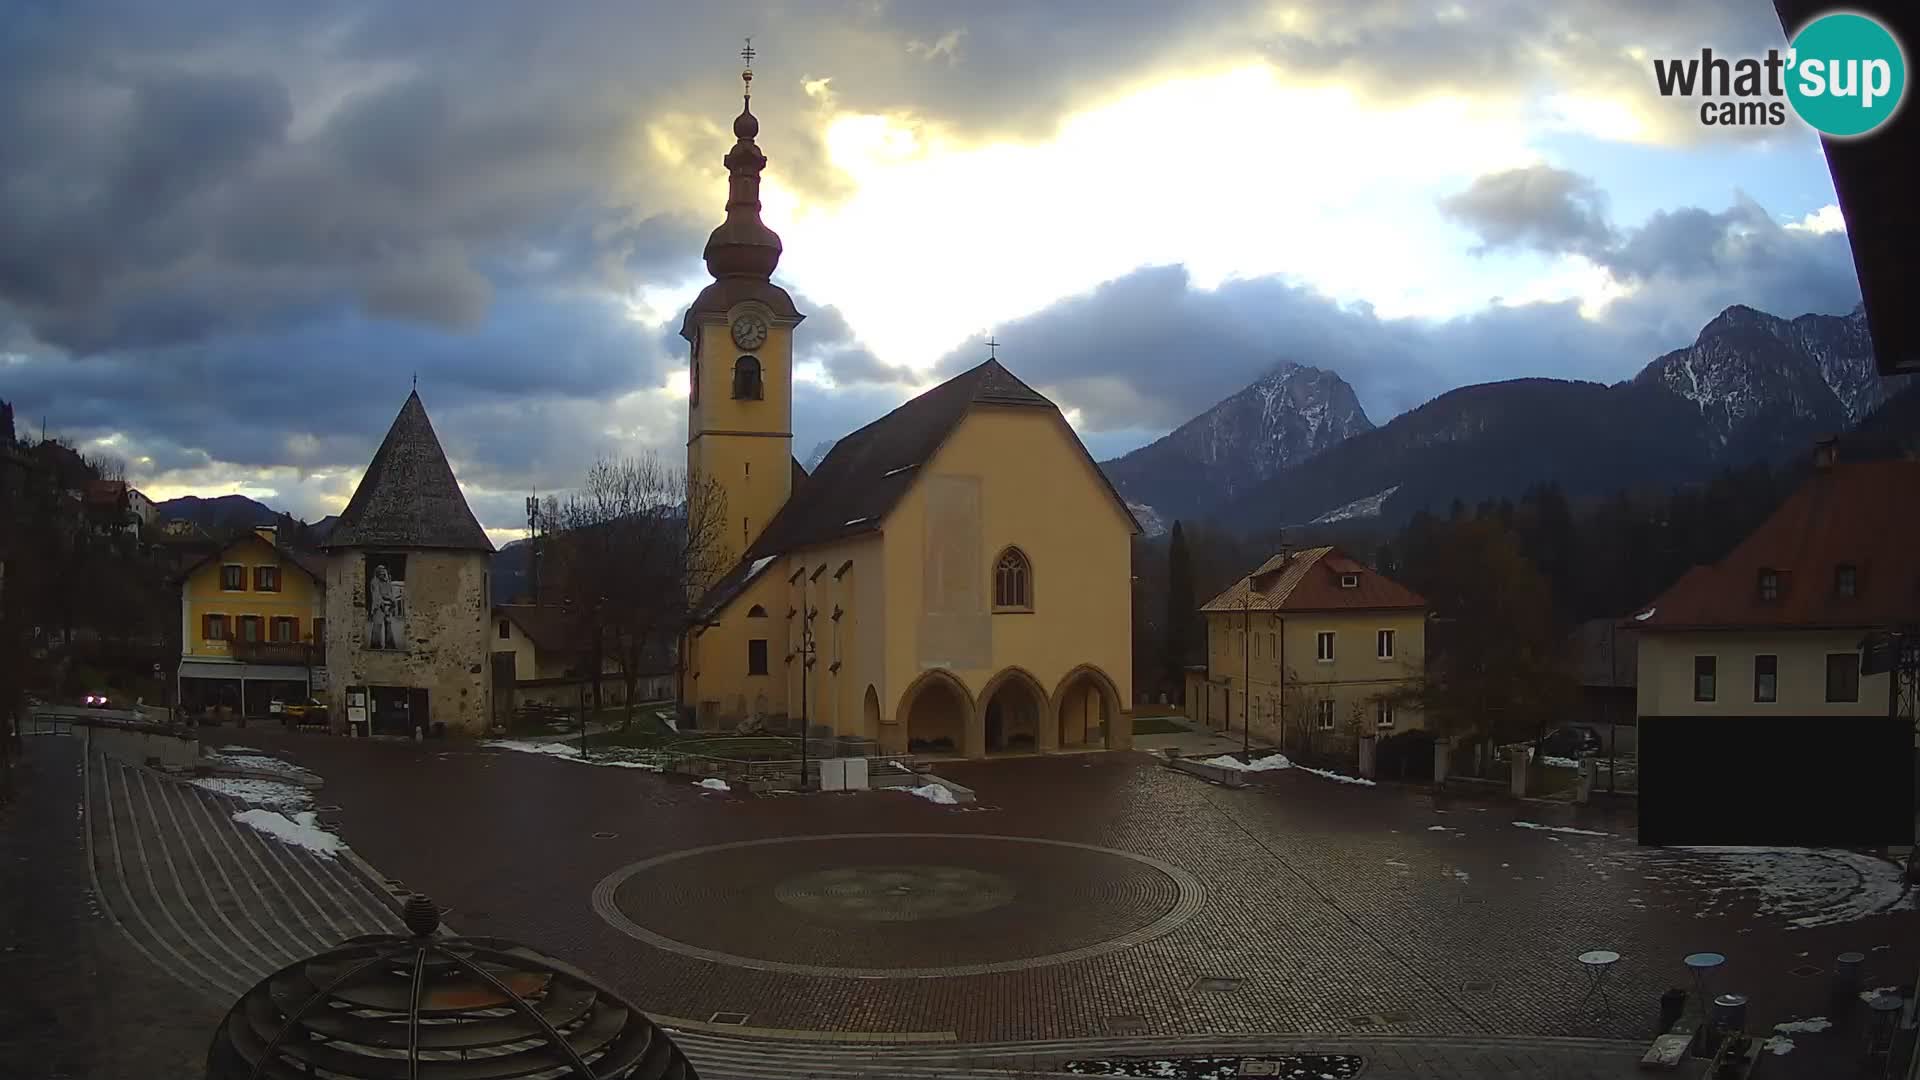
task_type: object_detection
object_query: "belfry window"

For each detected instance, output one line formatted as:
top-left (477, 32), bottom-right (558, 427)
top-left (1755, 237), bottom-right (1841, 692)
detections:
top-left (732, 355), bottom-right (763, 400)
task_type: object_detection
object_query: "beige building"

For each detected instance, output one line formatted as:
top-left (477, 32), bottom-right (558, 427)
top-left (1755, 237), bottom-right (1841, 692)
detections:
top-left (1632, 455), bottom-right (1918, 721)
top-left (678, 79), bottom-right (1138, 757)
top-left (322, 391), bottom-right (495, 736)
top-left (1188, 547), bottom-right (1428, 753)
top-left (491, 604), bottom-right (672, 718)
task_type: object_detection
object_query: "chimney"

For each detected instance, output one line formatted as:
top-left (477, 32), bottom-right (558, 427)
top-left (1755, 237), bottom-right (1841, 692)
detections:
top-left (1813, 437), bottom-right (1839, 471)
top-left (254, 524), bottom-right (278, 546)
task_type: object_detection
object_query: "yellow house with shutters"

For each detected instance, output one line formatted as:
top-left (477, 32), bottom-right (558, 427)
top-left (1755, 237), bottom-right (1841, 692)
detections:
top-left (676, 77), bottom-right (1138, 757)
top-left (1188, 547), bottom-right (1429, 752)
top-left (176, 526), bottom-right (328, 719)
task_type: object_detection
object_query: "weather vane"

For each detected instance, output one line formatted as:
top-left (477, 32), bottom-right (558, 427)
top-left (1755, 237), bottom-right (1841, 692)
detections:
top-left (741, 37), bottom-right (755, 100)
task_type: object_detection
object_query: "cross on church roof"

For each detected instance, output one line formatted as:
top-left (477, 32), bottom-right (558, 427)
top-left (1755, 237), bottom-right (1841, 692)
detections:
top-left (740, 37), bottom-right (755, 100)
top-left (985, 336), bottom-right (1000, 359)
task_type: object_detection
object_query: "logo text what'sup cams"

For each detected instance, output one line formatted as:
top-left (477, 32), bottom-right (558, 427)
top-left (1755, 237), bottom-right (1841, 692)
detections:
top-left (1651, 13), bottom-right (1906, 137)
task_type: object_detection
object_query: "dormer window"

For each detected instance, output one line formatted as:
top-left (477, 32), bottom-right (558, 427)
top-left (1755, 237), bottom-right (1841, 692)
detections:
top-left (1757, 569), bottom-right (1779, 603)
top-left (732, 355), bottom-right (763, 400)
top-left (1339, 573), bottom-right (1359, 589)
top-left (1834, 563), bottom-right (1857, 598)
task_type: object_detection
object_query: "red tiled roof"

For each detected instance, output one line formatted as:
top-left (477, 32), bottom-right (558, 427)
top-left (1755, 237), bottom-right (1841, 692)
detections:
top-left (1633, 460), bottom-right (1920, 631)
top-left (1200, 546), bottom-right (1427, 614)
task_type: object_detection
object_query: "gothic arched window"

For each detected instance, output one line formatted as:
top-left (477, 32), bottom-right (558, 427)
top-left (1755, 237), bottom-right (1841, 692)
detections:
top-left (993, 547), bottom-right (1032, 611)
top-left (747, 604), bottom-right (768, 618)
top-left (732, 355), bottom-right (763, 400)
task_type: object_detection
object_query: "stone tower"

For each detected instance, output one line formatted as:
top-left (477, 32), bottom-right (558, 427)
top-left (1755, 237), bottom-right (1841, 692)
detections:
top-left (322, 390), bottom-right (495, 736)
top-left (681, 47), bottom-right (806, 563)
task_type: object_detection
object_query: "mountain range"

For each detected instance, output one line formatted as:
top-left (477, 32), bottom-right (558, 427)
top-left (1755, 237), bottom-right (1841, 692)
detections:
top-left (1106, 304), bottom-right (1910, 535)
top-left (153, 302), bottom-right (1910, 567)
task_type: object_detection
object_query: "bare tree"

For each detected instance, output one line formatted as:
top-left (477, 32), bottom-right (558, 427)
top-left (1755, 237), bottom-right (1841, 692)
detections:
top-left (543, 456), bottom-right (728, 730)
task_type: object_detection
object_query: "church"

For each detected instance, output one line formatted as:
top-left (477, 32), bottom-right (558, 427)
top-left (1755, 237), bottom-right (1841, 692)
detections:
top-left (679, 63), bottom-right (1138, 758)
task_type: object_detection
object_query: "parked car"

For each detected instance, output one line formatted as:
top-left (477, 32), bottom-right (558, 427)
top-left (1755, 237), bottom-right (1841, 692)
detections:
top-left (1535, 725), bottom-right (1603, 760)
top-left (82, 693), bottom-right (111, 709)
top-left (274, 697), bottom-right (327, 727)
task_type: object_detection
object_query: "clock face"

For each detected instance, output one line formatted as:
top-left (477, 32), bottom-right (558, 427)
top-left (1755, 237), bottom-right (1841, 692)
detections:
top-left (731, 313), bottom-right (769, 350)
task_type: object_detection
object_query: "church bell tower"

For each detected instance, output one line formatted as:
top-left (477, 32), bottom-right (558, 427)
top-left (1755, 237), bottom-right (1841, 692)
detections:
top-left (682, 40), bottom-right (805, 560)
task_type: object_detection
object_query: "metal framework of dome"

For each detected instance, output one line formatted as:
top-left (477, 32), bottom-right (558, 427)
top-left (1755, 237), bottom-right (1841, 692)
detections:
top-left (205, 895), bottom-right (698, 1079)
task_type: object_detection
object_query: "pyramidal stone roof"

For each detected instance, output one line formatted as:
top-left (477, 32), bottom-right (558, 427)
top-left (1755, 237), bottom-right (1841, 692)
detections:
top-left (324, 391), bottom-right (494, 553)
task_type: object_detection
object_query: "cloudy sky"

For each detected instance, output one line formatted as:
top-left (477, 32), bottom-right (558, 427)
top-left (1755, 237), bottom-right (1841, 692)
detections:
top-left (0, 0), bottom-right (1863, 545)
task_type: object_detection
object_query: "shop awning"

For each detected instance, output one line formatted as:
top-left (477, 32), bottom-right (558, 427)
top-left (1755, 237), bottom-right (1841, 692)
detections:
top-left (177, 660), bottom-right (313, 683)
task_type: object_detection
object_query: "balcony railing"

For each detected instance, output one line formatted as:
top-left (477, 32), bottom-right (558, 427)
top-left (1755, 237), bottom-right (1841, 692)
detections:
top-left (230, 639), bottom-right (322, 666)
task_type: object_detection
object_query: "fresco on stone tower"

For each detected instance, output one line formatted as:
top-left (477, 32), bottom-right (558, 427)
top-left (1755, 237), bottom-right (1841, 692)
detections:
top-left (365, 554), bottom-right (410, 651)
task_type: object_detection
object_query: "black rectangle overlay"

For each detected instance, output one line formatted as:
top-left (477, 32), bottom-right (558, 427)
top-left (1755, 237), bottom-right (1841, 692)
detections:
top-left (1639, 716), bottom-right (1915, 847)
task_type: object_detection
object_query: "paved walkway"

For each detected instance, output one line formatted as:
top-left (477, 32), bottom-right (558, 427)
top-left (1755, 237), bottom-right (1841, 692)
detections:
top-left (7, 729), bottom-right (1917, 1080)
top-left (1129, 713), bottom-right (1273, 759)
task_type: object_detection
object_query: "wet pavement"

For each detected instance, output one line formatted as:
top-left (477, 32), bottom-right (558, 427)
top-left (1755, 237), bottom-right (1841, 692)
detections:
top-left (4, 725), bottom-right (1915, 1079)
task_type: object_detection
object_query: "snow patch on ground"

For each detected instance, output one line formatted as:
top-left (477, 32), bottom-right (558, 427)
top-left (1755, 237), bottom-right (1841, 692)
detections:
top-left (1861, 985), bottom-right (1900, 1003)
top-left (205, 751), bottom-right (313, 776)
top-left (902, 783), bottom-right (957, 805)
top-left (192, 777), bottom-right (313, 809)
top-left (1512, 821), bottom-right (1611, 837)
top-left (1540, 755), bottom-right (1582, 769)
top-left (1427, 825), bottom-right (1452, 832)
top-left (697, 778), bottom-right (731, 792)
top-left (215, 745), bottom-right (261, 753)
top-left (233, 808), bottom-right (344, 857)
top-left (1196, 752), bottom-right (1375, 785)
top-left (1657, 848), bottom-right (1914, 929)
top-left (1772, 1017), bottom-right (1832, 1034)
top-left (482, 740), bottom-right (664, 771)
top-left (1761, 1035), bottom-right (1796, 1056)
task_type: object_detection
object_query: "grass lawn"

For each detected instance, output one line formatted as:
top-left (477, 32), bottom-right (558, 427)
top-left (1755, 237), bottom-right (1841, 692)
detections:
top-left (1132, 714), bottom-right (1190, 735)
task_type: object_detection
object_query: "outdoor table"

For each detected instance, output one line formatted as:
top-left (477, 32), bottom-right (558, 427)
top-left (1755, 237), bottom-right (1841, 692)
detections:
top-left (1865, 991), bottom-right (1904, 1060)
top-left (1683, 951), bottom-right (1726, 1013)
top-left (1578, 949), bottom-right (1620, 1015)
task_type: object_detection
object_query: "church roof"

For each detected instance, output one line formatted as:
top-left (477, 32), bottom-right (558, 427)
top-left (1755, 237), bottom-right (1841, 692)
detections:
top-left (323, 391), bottom-right (494, 553)
top-left (693, 358), bottom-right (1136, 621)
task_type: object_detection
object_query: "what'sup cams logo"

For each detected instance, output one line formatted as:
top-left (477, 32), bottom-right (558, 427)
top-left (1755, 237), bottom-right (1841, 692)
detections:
top-left (1652, 11), bottom-right (1907, 137)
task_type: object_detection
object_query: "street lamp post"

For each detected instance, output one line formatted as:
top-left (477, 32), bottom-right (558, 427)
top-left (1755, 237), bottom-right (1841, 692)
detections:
top-left (1242, 581), bottom-right (1251, 761)
top-left (798, 574), bottom-right (816, 790)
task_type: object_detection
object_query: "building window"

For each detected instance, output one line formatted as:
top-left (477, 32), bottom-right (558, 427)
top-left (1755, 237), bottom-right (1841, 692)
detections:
top-left (253, 565), bottom-right (280, 592)
top-left (1753, 654), bottom-right (1777, 703)
top-left (1826, 653), bottom-right (1860, 703)
top-left (203, 614), bottom-right (229, 641)
top-left (221, 564), bottom-right (246, 591)
top-left (1834, 563), bottom-right (1857, 598)
top-left (747, 604), bottom-right (768, 618)
top-left (1375, 701), bottom-right (1394, 729)
top-left (1377, 629), bottom-right (1395, 659)
top-left (270, 617), bottom-right (298, 643)
top-left (1340, 573), bottom-right (1359, 588)
top-left (747, 638), bottom-right (769, 676)
top-left (993, 547), bottom-right (1032, 610)
top-left (314, 617), bottom-right (325, 646)
top-left (1316, 631), bottom-right (1335, 662)
top-left (732, 355), bottom-right (763, 400)
top-left (1757, 569), bottom-right (1779, 602)
top-left (498, 619), bottom-right (511, 640)
top-left (1693, 655), bottom-right (1716, 702)
top-left (1269, 632), bottom-right (1277, 657)
top-left (1314, 700), bottom-right (1336, 730)
top-left (238, 615), bottom-right (262, 643)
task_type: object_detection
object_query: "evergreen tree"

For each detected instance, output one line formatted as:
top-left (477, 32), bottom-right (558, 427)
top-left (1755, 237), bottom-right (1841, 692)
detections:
top-left (1164, 521), bottom-right (1195, 701)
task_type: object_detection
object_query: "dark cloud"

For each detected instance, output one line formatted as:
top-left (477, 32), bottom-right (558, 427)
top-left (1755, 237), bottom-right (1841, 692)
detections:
top-left (931, 186), bottom-right (1860, 439)
top-left (1439, 166), bottom-right (1615, 258)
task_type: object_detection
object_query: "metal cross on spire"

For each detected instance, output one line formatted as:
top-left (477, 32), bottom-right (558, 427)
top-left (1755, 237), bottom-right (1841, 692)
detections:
top-left (741, 37), bottom-right (755, 100)
top-left (985, 335), bottom-right (1000, 359)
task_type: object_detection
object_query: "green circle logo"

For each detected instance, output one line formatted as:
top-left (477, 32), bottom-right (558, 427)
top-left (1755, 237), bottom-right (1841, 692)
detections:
top-left (1786, 12), bottom-right (1907, 137)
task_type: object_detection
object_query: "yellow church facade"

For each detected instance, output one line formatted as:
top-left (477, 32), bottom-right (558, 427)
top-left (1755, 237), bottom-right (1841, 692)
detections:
top-left (677, 72), bottom-right (1136, 757)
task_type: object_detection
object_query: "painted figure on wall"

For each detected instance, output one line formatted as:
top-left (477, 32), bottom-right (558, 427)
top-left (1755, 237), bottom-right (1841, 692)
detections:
top-left (366, 554), bottom-right (409, 650)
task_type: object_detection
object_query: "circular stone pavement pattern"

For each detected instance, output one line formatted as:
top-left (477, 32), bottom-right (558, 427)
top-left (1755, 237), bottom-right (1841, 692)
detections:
top-left (591, 833), bottom-right (1206, 978)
